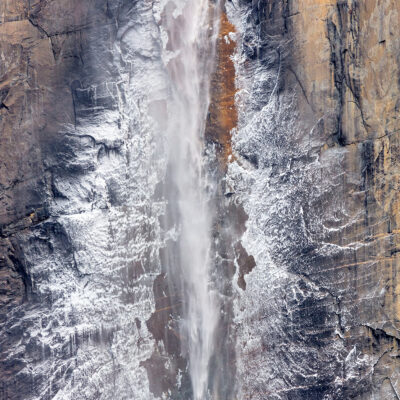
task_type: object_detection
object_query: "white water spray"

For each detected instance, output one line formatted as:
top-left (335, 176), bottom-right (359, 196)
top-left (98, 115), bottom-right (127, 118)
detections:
top-left (157, 0), bottom-right (221, 398)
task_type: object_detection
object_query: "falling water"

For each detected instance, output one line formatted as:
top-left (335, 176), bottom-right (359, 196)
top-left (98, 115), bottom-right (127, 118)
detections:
top-left (158, 0), bottom-right (221, 398)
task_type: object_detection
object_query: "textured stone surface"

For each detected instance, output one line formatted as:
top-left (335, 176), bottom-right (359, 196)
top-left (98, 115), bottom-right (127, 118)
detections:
top-left (1, 0), bottom-right (400, 399)
top-left (227, 0), bottom-right (400, 398)
top-left (0, 1), bottom-right (165, 399)
top-left (206, 9), bottom-right (238, 166)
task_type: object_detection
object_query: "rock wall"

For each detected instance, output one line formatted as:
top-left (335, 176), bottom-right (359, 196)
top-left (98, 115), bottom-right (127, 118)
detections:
top-left (0, 2), bottom-right (86, 396)
top-left (1, 0), bottom-right (400, 399)
top-left (0, 1), bottom-right (167, 399)
top-left (227, 0), bottom-right (400, 398)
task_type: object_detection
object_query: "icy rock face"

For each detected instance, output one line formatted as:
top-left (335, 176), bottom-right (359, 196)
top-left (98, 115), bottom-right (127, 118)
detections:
top-left (227, 0), bottom-right (400, 399)
top-left (0, 1), bottom-right (170, 399)
top-left (2, 0), bottom-right (400, 399)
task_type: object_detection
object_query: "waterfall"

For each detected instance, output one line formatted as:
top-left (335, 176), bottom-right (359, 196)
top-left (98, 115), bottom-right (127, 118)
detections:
top-left (157, 0), bottom-right (221, 398)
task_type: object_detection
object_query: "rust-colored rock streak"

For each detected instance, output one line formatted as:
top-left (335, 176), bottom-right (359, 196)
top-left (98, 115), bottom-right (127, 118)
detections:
top-left (206, 11), bottom-right (237, 167)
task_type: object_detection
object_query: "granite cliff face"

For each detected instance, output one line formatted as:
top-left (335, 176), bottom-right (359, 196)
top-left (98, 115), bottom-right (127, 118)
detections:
top-left (227, 0), bottom-right (400, 398)
top-left (0, 1), bottom-right (167, 399)
top-left (1, 0), bottom-right (400, 399)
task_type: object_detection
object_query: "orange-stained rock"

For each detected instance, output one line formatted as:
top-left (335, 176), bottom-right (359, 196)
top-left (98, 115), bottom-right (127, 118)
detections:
top-left (205, 10), bottom-right (237, 168)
